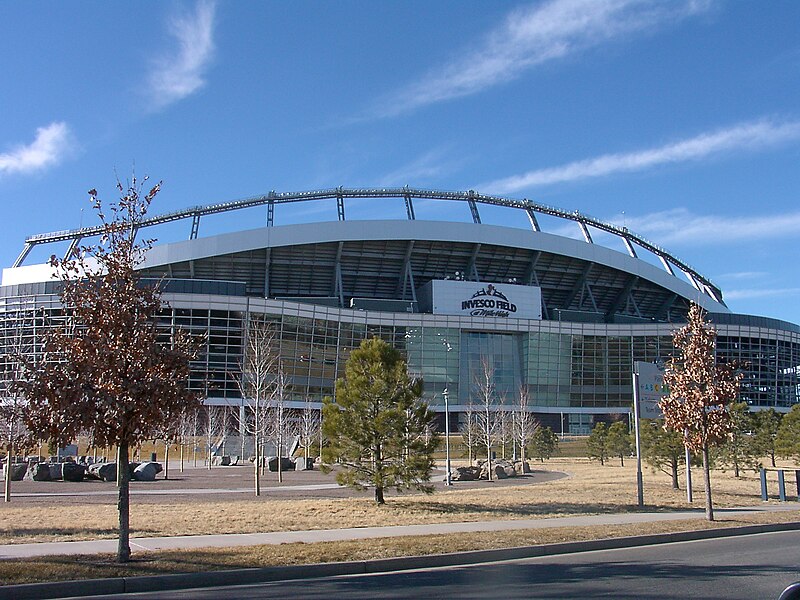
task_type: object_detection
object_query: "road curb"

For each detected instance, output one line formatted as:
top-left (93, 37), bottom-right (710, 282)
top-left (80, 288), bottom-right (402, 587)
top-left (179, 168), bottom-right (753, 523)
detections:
top-left (3, 521), bottom-right (799, 600)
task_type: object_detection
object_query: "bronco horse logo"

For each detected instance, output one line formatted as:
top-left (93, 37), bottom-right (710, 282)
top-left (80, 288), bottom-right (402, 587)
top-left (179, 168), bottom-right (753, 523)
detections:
top-left (461, 284), bottom-right (517, 317)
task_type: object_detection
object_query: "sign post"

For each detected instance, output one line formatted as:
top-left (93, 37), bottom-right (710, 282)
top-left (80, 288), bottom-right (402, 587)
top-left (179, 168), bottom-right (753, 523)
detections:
top-left (632, 362), bottom-right (667, 507)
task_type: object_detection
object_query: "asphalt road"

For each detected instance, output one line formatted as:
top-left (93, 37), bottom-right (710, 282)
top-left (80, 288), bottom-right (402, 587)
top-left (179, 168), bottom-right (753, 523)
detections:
top-left (61, 530), bottom-right (800, 600)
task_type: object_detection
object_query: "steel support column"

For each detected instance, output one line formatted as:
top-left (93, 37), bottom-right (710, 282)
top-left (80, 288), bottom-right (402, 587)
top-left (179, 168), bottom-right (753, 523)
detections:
top-left (190, 214), bottom-right (200, 239)
top-left (525, 207), bottom-right (541, 232)
top-left (563, 263), bottom-right (593, 309)
top-left (12, 243), bottom-right (33, 268)
top-left (404, 194), bottom-right (416, 220)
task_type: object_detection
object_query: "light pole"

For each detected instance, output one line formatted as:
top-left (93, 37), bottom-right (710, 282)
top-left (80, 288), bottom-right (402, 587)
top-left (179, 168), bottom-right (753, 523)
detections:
top-left (437, 334), bottom-right (454, 486)
top-left (443, 386), bottom-right (452, 486)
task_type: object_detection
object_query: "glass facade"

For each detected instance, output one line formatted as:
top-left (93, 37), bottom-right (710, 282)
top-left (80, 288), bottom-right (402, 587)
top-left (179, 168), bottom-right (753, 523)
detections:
top-left (2, 291), bottom-right (799, 432)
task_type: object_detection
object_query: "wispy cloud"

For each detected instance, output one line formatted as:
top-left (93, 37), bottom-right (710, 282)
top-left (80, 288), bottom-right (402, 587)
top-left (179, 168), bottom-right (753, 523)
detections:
top-left (714, 271), bottom-right (768, 281)
top-left (0, 122), bottom-right (72, 177)
top-left (612, 207), bottom-right (800, 247)
top-left (371, 0), bottom-right (711, 118)
top-left (148, 0), bottom-right (216, 109)
top-left (483, 118), bottom-right (800, 193)
top-left (378, 146), bottom-right (466, 186)
top-left (725, 287), bottom-right (800, 301)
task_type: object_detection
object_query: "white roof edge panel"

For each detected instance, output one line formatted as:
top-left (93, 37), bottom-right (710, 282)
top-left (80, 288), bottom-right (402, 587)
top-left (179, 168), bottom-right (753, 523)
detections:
top-left (5, 220), bottom-right (729, 313)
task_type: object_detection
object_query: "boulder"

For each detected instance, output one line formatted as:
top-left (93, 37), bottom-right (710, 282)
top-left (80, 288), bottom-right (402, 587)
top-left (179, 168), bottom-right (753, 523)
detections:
top-left (451, 466), bottom-right (480, 481)
top-left (62, 462), bottom-right (86, 482)
top-left (9, 463), bottom-right (27, 481)
top-left (514, 461), bottom-right (531, 475)
top-left (88, 462), bottom-right (117, 482)
top-left (294, 457), bottom-right (313, 471)
top-left (499, 461), bottom-right (516, 478)
top-left (27, 462), bottom-right (51, 481)
top-left (211, 455), bottom-right (231, 466)
top-left (133, 462), bottom-right (161, 481)
top-left (267, 457), bottom-right (294, 472)
top-left (48, 463), bottom-right (63, 480)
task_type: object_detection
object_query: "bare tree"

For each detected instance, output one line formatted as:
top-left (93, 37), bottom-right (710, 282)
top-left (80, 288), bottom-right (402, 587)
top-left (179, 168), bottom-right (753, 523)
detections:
top-left (19, 178), bottom-right (199, 562)
top-left (495, 397), bottom-right (513, 460)
top-left (660, 303), bottom-right (742, 521)
top-left (514, 385), bottom-right (539, 464)
top-left (205, 405), bottom-right (229, 470)
top-left (237, 317), bottom-right (279, 495)
top-left (267, 367), bottom-right (292, 483)
top-left (460, 403), bottom-right (480, 466)
top-left (298, 398), bottom-right (322, 461)
top-left (0, 305), bottom-right (35, 502)
top-left (473, 356), bottom-right (498, 480)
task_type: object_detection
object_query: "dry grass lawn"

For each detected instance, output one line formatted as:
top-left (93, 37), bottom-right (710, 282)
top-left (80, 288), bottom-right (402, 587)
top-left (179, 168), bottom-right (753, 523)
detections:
top-left (1, 458), bottom-right (796, 545)
top-left (0, 511), bottom-right (798, 587)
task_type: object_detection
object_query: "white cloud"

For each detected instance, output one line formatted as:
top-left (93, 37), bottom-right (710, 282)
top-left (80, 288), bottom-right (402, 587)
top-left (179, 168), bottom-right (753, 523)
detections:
top-left (713, 271), bottom-right (768, 281)
top-left (612, 207), bottom-right (800, 247)
top-left (374, 0), bottom-right (711, 118)
top-left (725, 287), bottom-right (800, 301)
top-left (378, 146), bottom-right (466, 186)
top-left (483, 119), bottom-right (800, 193)
top-left (0, 122), bottom-right (72, 177)
top-left (148, 0), bottom-right (216, 109)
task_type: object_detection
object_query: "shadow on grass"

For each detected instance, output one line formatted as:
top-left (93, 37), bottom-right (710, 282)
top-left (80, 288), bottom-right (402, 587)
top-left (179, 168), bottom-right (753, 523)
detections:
top-left (386, 499), bottom-right (688, 516)
top-left (1, 526), bottom-right (161, 540)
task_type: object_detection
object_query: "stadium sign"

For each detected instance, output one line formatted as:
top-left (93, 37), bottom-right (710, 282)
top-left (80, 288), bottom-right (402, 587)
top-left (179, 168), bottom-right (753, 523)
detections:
top-left (461, 284), bottom-right (517, 317)
top-left (417, 280), bottom-right (542, 320)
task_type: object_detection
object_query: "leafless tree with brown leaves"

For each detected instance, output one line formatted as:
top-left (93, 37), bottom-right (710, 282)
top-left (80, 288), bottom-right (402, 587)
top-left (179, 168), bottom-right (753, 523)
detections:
top-left (18, 177), bottom-right (200, 562)
top-left (659, 303), bottom-right (742, 521)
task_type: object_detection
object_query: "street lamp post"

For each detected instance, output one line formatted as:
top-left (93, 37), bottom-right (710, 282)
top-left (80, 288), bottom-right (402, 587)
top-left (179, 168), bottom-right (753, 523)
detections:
top-left (443, 386), bottom-right (452, 486)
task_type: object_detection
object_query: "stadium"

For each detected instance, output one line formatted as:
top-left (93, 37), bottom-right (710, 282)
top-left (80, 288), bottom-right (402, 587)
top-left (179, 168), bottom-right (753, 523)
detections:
top-left (2, 187), bottom-right (799, 435)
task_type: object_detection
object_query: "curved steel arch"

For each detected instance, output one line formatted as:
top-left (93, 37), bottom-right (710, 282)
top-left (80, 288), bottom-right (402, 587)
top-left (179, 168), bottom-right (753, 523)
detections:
top-left (14, 186), bottom-right (722, 303)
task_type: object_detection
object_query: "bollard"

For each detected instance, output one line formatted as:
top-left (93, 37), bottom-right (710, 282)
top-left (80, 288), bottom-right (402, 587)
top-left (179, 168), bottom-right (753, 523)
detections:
top-left (796, 470), bottom-right (800, 501)
top-left (778, 470), bottom-right (786, 502)
top-left (760, 468), bottom-right (768, 501)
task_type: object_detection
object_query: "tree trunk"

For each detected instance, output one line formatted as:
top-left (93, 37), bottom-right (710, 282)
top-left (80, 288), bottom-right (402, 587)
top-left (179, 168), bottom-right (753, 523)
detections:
top-left (486, 439), bottom-right (493, 481)
top-left (670, 458), bottom-right (679, 489)
top-left (620, 454), bottom-right (624, 467)
top-left (770, 451), bottom-right (776, 468)
top-left (4, 443), bottom-right (12, 503)
top-left (277, 430), bottom-right (283, 484)
top-left (702, 444), bottom-right (714, 522)
top-left (375, 486), bottom-right (385, 504)
top-left (164, 442), bottom-right (170, 480)
top-left (254, 431), bottom-right (261, 496)
top-left (733, 457), bottom-right (740, 479)
top-left (117, 442), bottom-right (131, 562)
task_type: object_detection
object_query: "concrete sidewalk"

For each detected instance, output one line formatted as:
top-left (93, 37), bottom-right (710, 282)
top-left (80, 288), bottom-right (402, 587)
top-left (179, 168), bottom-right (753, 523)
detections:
top-left (1, 503), bottom-right (798, 559)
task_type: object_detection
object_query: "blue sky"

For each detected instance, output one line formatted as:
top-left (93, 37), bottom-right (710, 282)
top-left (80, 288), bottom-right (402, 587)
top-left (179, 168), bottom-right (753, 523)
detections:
top-left (1, 1), bottom-right (799, 323)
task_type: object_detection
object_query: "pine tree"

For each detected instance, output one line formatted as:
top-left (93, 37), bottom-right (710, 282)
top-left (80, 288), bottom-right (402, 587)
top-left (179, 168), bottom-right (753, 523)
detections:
top-left (607, 421), bottom-right (633, 466)
top-left (753, 408), bottom-right (782, 467)
top-left (587, 422), bottom-right (609, 465)
top-left (530, 426), bottom-right (558, 462)
top-left (660, 303), bottom-right (742, 521)
top-left (640, 419), bottom-right (684, 489)
top-left (321, 337), bottom-right (438, 504)
top-left (719, 401), bottom-right (757, 477)
top-left (775, 404), bottom-right (800, 462)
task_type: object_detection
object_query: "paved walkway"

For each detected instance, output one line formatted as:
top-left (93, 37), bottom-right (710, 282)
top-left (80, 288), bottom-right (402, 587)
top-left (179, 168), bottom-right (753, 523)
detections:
top-left (1, 504), bottom-right (797, 560)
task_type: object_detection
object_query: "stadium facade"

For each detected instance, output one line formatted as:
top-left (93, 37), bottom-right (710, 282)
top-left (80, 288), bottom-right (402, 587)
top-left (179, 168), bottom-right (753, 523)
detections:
top-left (2, 188), bottom-right (798, 434)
